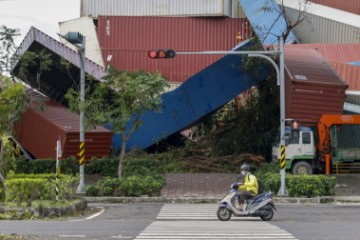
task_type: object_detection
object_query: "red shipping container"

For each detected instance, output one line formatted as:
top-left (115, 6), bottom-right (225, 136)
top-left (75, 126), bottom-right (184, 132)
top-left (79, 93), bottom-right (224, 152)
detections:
top-left (310, 0), bottom-right (360, 15)
top-left (14, 98), bottom-right (113, 160)
top-left (97, 16), bottom-right (252, 83)
top-left (284, 48), bottom-right (347, 126)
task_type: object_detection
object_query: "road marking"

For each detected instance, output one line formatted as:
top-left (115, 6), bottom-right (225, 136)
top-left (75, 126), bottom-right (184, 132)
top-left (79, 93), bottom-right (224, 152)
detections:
top-left (70, 207), bottom-right (105, 222)
top-left (59, 235), bottom-right (86, 238)
top-left (111, 234), bottom-right (133, 239)
top-left (134, 204), bottom-right (297, 240)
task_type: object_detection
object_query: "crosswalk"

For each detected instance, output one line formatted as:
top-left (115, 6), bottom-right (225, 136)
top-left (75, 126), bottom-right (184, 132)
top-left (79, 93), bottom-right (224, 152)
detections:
top-left (134, 204), bottom-right (298, 240)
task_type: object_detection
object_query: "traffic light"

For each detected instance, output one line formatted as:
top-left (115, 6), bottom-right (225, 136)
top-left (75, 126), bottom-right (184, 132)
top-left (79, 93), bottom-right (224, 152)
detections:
top-left (291, 120), bottom-right (300, 138)
top-left (148, 49), bottom-right (176, 59)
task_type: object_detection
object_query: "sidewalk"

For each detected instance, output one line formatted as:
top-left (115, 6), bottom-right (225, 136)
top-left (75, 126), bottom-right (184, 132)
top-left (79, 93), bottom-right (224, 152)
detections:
top-left (85, 173), bottom-right (360, 204)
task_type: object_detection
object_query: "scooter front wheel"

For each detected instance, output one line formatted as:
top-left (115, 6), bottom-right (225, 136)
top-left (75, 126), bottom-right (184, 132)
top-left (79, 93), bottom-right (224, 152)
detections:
top-left (217, 207), bottom-right (232, 221)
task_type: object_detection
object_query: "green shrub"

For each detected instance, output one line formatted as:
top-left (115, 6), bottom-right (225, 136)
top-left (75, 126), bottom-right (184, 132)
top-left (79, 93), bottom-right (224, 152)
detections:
top-left (86, 185), bottom-right (100, 196)
top-left (120, 175), bottom-right (164, 197)
top-left (261, 173), bottom-right (336, 197)
top-left (122, 158), bottom-right (164, 177)
top-left (5, 174), bottom-right (79, 205)
top-left (85, 157), bottom-right (118, 177)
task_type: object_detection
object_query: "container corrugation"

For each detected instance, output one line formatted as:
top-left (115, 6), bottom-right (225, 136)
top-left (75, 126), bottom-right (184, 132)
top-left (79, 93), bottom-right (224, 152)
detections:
top-left (239, 0), bottom-right (299, 44)
top-left (284, 48), bottom-right (347, 126)
top-left (231, 0), bottom-right (247, 18)
top-left (329, 62), bottom-right (360, 91)
top-left (59, 17), bottom-right (105, 67)
top-left (334, 125), bottom-right (360, 148)
top-left (112, 40), bottom-right (271, 151)
top-left (310, 0), bottom-right (360, 15)
top-left (98, 16), bottom-right (252, 82)
top-left (283, 1), bottom-right (360, 43)
top-left (346, 92), bottom-right (360, 106)
top-left (285, 44), bottom-right (360, 64)
top-left (14, 99), bottom-right (113, 160)
top-left (81, 0), bottom-right (232, 17)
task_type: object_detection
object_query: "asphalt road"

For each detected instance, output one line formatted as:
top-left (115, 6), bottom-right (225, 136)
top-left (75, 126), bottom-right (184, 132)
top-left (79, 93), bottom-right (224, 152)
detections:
top-left (0, 203), bottom-right (360, 240)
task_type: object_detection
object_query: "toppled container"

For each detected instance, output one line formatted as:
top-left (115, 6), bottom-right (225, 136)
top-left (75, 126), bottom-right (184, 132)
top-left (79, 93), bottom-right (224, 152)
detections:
top-left (14, 97), bottom-right (113, 160)
top-left (284, 48), bottom-right (347, 126)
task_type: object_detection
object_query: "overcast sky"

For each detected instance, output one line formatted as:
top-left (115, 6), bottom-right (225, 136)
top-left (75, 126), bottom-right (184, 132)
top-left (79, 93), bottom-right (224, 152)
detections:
top-left (0, 0), bottom-right (80, 45)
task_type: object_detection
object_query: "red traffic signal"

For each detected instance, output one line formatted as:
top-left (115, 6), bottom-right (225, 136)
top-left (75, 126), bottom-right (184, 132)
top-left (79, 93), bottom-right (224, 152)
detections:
top-left (291, 120), bottom-right (300, 130)
top-left (148, 49), bottom-right (176, 59)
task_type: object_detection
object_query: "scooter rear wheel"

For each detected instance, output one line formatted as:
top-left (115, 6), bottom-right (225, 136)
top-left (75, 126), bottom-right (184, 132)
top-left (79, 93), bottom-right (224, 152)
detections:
top-left (260, 207), bottom-right (274, 221)
top-left (217, 207), bottom-right (232, 221)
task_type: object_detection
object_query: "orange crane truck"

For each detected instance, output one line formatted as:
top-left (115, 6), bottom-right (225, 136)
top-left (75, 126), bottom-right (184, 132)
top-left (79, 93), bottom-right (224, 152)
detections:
top-left (272, 114), bottom-right (360, 174)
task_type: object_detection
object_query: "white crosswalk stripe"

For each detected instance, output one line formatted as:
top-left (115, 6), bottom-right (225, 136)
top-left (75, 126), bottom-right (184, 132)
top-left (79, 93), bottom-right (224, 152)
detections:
top-left (133, 204), bottom-right (297, 240)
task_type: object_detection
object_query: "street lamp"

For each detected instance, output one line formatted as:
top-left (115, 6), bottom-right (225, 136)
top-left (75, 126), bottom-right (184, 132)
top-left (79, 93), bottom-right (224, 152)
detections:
top-left (58, 31), bottom-right (86, 194)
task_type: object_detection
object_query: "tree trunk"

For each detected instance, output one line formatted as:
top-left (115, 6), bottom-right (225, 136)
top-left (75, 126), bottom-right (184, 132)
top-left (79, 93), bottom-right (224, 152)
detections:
top-left (118, 138), bottom-right (127, 178)
top-left (0, 140), bottom-right (8, 199)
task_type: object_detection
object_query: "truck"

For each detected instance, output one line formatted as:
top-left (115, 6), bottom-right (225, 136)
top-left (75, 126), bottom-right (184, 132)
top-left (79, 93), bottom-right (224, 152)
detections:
top-left (272, 114), bottom-right (360, 174)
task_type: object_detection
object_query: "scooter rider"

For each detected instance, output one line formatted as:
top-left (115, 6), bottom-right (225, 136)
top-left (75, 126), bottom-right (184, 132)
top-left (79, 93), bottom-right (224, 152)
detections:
top-left (237, 163), bottom-right (258, 211)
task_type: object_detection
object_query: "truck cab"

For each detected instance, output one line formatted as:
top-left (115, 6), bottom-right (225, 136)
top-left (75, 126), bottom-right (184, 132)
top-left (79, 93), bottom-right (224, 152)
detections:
top-left (272, 127), bottom-right (316, 174)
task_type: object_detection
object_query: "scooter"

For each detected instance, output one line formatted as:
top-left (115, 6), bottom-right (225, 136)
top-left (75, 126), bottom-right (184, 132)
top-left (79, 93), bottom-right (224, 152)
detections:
top-left (217, 183), bottom-right (276, 221)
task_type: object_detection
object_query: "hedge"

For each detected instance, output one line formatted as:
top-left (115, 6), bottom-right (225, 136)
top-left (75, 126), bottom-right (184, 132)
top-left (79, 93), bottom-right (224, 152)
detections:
top-left (258, 173), bottom-right (336, 197)
top-left (5, 174), bottom-right (79, 206)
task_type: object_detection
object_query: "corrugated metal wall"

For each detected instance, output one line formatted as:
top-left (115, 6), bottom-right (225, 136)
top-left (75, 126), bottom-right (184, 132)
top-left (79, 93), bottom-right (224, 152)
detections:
top-left (14, 100), bottom-right (113, 160)
top-left (81, 0), bottom-right (232, 17)
top-left (60, 17), bottom-right (105, 67)
top-left (283, 4), bottom-right (360, 43)
top-left (98, 16), bottom-right (252, 83)
top-left (284, 48), bottom-right (347, 126)
top-left (310, 0), bottom-right (360, 15)
top-left (112, 40), bottom-right (271, 151)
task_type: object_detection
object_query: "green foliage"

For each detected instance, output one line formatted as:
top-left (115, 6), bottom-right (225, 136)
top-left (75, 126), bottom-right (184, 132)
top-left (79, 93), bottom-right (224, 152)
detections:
top-left (0, 25), bottom-right (20, 73)
top-left (4, 174), bottom-right (79, 205)
top-left (122, 158), bottom-right (164, 177)
top-left (261, 173), bottom-right (337, 197)
top-left (17, 49), bottom-right (52, 89)
top-left (210, 77), bottom-right (279, 159)
top-left (254, 163), bottom-right (279, 179)
top-left (120, 175), bottom-right (164, 197)
top-left (84, 157), bottom-right (118, 177)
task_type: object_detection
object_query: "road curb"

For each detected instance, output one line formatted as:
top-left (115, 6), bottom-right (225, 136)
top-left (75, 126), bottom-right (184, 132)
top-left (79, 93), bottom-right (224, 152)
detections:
top-left (83, 196), bottom-right (349, 204)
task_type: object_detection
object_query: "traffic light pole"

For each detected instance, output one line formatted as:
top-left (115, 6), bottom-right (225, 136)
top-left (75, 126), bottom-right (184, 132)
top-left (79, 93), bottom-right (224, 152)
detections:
top-left (174, 37), bottom-right (287, 196)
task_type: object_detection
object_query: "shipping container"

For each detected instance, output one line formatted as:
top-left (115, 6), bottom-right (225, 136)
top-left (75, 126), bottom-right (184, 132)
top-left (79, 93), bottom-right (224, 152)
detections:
top-left (285, 44), bottom-right (360, 91)
top-left (282, 0), bottom-right (360, 43)
top-left (81, 0), bottom-right (232, 18)
top-left (329, 62), bottom-right (360, 91)
top-left (14, 97), bottom-right (113, 160)
top-left (239, 0), bottom-right (298, 45)
top-left (11, 27), bottom-right (107, 104)
top-left (284, 48), bottom-right (347, 126)
top-left (98, 16), bottom-right (252, 83)
top-left (285, 44), bottom-right (360, 64)
top-left (59, 17), bottom-right (105, 67)
top-left (310, 0), bottom-right (360, 15)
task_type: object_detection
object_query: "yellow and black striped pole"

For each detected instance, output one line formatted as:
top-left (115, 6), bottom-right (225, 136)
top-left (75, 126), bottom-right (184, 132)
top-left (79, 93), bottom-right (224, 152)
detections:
top-left (280, 145), bottom-right (286, 169)
top-left (79, 141), bottom-right (85, 165)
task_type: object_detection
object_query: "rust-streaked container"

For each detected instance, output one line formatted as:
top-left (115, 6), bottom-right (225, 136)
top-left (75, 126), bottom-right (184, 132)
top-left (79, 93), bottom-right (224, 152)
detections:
top-left (14, 98), bottom-right (113, 160)
top-left (284, 48), bottom-right (347, 126)
top-left (310, 0), bottom-right (360, 15)
top-left (97, 16), bottom-right (251, 83)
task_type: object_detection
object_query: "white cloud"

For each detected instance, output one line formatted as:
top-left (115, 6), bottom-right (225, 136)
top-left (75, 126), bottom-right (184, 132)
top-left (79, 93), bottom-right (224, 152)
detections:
top-left (0, 0), bottom-right (80, 45)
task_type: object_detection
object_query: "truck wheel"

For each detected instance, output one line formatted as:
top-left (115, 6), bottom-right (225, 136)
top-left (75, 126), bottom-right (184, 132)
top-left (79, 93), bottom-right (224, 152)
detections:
top-left (292, 161), bottom-right (313, 174)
